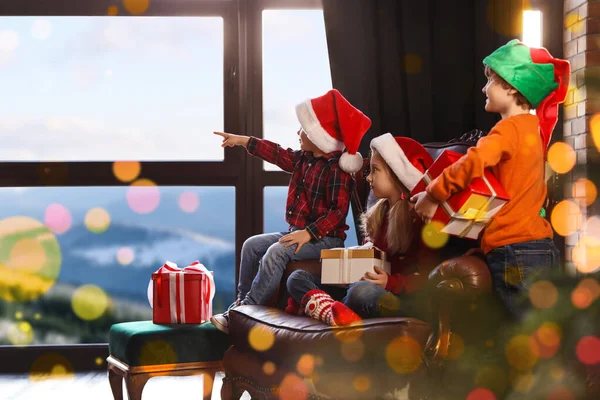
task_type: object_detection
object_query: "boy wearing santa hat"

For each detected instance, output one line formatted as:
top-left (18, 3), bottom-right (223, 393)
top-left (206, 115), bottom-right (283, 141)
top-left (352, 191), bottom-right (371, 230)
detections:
top-left (211, 89), bottom-right (371, 333)
top-left (412, 39), bottom-right (570, 321)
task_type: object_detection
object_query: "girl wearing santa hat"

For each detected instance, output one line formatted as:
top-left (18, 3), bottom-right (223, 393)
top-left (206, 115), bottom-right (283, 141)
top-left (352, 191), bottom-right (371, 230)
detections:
top-left (286, 134), bottom-right (440, 325)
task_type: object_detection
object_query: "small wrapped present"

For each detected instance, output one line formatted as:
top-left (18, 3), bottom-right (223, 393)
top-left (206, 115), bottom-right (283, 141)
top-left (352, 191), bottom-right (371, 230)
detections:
top-left (411, 150), bottom-right (510, 240)
top-left (149, 261), bottom-right (215, 324)
top-left (321, 245), bottom-right (391, 285)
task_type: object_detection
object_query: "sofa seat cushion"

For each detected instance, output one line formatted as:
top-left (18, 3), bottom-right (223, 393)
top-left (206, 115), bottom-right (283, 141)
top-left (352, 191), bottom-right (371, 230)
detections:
top-left (109, 321), bottom-right (230, 366)
top-left (229, 306), bottom-right (431, 372)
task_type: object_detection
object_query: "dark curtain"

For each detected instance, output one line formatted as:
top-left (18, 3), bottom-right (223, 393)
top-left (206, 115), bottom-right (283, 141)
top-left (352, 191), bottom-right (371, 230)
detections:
top-left (323, 0), bottom-right (530, 155)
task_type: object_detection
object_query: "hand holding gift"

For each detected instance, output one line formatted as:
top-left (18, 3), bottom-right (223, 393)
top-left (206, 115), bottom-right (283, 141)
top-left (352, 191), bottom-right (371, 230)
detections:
top-left (411, 150), bottom-right (510, 240)
top-left (361, 265), bottom-right (389, 289)
top-left (321, 246), bottom-right (391, 285)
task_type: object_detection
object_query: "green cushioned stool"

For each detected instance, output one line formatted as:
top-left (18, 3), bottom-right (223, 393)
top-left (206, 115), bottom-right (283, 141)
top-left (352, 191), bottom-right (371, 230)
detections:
top-left (107, 321), bottom-right (230, 400)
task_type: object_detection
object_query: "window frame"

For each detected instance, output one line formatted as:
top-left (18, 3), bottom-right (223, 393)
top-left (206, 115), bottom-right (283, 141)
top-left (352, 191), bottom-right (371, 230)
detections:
top-left (0, 0), bottom-right (326, 373)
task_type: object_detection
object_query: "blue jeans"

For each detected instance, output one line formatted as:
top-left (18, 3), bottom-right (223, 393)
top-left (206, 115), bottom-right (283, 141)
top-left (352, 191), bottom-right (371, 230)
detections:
top-left (238, 229), bottom-right (343, 305)
top-left (486, 238), bottom-right (559, 321)
top-left (287, 271), bottom-right (413, 319)
top-left (286, 269), bottom-right (347, 305)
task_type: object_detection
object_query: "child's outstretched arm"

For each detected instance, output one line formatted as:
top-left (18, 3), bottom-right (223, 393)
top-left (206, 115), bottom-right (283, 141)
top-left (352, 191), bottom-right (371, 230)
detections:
top-left (426, 120), bottom-right (518, 203)
top-left (305, 168), bottom-right (353, 240)
top-left (213, 131), bottom-right (301, 173)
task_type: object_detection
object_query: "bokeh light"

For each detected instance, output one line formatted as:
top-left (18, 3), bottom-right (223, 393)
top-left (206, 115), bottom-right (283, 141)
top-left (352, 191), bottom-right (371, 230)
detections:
top-left (550, 200), bottom-right (582, 237)
top-left (34, 313), bottom-right (41, 320)
top-left (248, 326), bottom-right (275, 352)
top-left (44, 203), bottom-right (72, 234)
top-left (572, 179), bottom-right (597, 207)
top-left (279, 373), bottom-right (308, 400)
top-left (571, 277), bottom-right (600, 309)
top-left (509, 370), bottom-right (535, 393)
top-left (547, 386), bottom-right (575, 400)
top-left (575, 336), bottom-right (600, 365)
top-left (533, 322), bottom-right (561, 359)
top-left (547, 142), bottom-right (576, 174)
top-left (0, 216), bottom-right (62, 302)
top-left (95, 357), bottom-right (103, 366)
top-left (474, 365), bottom-right (507, 395)
top-left (466, 387), bottom-right (496, 400)
top-left (139, 340), bottom-right (177, 366)
top-left (71, 284), bottom-right (110, 321)
top-left (505, 335), bottom-right (539, 371)
top-left (377, 292), bottom-right (401, 317)
top-left (85, 208), bottom-right (111, 233)
top-left (341, 339), bottom-right (365, 363)
top-left (123, 0), bottom-right (150, 15)
top-left (385, 336), bottom-right (422, 374)
top-left (127, 179), bottom-right (160, 214)
top-left (15, 311), bottom-right (23, 319)
top-left (10, 238), bottom-right (46, 274)
top-left (263, 361), bottom-right (276, 375)
top-left (529, 280), bottom-right (558, 309)
top-left (29, 353), bottom-right (74, 381)
top-left (353, 375), bottom-right (371, 393)
top-left (550, 366), bottom-right (565, 381)
top-left (446, 333), bottom-right (465, 360)
top-left (179, 191), bottom-right (200, 213)
top-left (572, 237), bottom-right (600, 274)
top-left (421, 221), bottom-right (449, 249)
top-left (404, 54), bottom-right (423, 74)
top-left (333, 328), bottom-right (362, 343)
top-left (591, 113), bottom-right (600, 151)
top-left (112, 161), bottom-right (141, 182)
top-left (8, 321), bottom-right (34, 345)
top-left (108, 5), bottom-right (119, 15)
top-left (296, 354), bottom-right (315, 377)
top-left (116, 247), bottom-right (135, 265)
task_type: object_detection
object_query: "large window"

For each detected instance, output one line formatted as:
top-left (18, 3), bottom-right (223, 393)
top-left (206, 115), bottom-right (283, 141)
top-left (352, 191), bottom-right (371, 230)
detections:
top-left (0, 0), bottom-right (329, 372)
top-left (0, 186), bottom-right (235, 345)
top-left (261, 9), bottom-right (332, 171)
top-left (0, 16), bottom-right (225, 161)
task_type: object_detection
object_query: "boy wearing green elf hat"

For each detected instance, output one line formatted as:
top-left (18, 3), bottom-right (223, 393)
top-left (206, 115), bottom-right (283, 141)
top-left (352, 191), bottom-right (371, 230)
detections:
top-left (412, 39), bottom-right (570, 320)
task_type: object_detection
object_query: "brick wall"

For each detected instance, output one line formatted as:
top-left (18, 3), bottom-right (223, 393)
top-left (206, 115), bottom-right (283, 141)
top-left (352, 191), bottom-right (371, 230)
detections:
top-left (562, 0), bottom-right (600, 273)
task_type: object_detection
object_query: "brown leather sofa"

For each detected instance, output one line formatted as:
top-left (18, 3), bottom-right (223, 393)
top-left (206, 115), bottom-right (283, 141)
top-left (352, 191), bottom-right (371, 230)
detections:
top-left (220, 137), bottom-right (501, 400)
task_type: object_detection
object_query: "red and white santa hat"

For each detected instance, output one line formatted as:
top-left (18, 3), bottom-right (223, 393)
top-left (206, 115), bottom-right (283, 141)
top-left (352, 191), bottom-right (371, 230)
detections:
top-left (370, 133), bottom-right (433, 191)
top-left (295, 89), bottom-right (371, 173)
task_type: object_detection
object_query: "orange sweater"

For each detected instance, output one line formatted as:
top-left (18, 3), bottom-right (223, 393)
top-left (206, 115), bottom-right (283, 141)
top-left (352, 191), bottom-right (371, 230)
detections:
top-left (426, 114), bottom-right (553, 254)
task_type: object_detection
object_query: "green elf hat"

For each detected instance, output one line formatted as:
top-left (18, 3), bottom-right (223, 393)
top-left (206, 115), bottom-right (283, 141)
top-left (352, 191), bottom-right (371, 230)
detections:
top-left (483, 39), bottom-right (570, 156)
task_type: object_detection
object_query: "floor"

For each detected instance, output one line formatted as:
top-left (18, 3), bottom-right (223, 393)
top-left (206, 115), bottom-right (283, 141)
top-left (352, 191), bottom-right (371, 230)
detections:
top-left (0, 371), bottom-right (251, 400)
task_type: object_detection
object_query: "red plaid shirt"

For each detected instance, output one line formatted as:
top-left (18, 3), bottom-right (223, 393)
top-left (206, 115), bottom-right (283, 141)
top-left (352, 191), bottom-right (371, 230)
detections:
top-left (247, 137), bottom-right (353, 241)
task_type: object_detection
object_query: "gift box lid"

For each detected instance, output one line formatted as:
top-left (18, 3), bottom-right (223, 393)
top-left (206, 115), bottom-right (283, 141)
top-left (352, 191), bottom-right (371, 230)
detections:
top-left (151, 270), bottom-right (210, 281)
top-left (321, 248), bottom-right (385, 259)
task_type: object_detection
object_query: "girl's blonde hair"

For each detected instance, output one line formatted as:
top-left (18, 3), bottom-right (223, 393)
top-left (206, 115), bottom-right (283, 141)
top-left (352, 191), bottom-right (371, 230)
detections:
top-left (360, 150), bottom-right (414, 254)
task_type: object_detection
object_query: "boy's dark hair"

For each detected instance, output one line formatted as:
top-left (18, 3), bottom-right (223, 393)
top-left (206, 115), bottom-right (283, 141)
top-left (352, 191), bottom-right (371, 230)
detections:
top-left (484, 65), bottom-right (533, 109)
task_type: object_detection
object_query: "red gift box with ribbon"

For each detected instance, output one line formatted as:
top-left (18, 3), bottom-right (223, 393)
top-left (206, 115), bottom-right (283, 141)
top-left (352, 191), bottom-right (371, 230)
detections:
top-left (149, 261), bottom-right (215, 324)
top-left (411, 150), bottom-right (510, 240)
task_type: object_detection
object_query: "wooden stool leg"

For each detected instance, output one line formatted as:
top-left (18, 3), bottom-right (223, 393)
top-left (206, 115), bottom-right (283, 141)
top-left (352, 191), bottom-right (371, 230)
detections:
top-left (125, 374), bottom-right (150, 400)
top-left (202, 369), bottom-right (218, 400)
top-left (108, 366), bottom-right (124, 400)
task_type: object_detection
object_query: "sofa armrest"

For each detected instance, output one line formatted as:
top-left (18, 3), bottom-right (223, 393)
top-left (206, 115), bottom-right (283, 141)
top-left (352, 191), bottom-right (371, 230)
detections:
top-left (428, 254), bottom-right (492, 297)
top-left (424, 255), bottom-right (492, 370)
